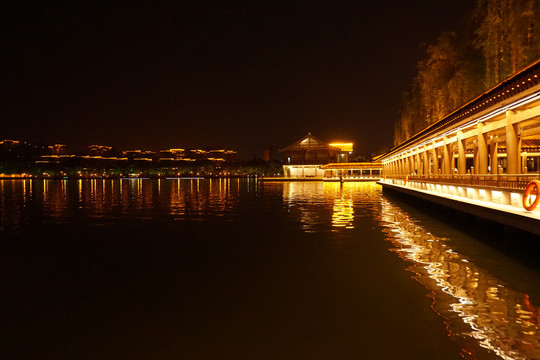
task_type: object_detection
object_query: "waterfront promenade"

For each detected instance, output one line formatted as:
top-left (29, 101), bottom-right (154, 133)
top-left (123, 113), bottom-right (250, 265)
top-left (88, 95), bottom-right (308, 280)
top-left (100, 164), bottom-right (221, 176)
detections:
top-left (378, 178), bottom-right (540, 235)
top-left (377, 60), bottom-right (540, 235)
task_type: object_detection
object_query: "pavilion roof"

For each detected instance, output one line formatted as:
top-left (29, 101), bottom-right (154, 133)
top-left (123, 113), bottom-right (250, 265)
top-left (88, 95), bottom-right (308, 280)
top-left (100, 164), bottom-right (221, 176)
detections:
top-left (279, 133), bottom-right (338, 152)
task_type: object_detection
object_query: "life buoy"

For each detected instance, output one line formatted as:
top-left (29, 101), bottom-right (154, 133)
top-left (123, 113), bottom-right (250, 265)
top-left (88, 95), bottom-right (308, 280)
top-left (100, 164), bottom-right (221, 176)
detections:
top-left (523, 180), bottom-right (540, 211)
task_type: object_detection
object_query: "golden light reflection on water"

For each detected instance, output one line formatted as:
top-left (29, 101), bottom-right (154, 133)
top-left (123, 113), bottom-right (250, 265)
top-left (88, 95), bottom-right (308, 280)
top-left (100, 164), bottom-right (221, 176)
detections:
top-left (332, 198), bottom-right (354, 229)
top-left (2, 179), bottom-right (540, 359)
top-left (281, 181), bottom-right (380, 232)
top-left (378, 199), bottom-right (540, 360)
top-left (282, 181), bottom-right (326, 232)
top-left (0, 179), bottom-right (242, 230)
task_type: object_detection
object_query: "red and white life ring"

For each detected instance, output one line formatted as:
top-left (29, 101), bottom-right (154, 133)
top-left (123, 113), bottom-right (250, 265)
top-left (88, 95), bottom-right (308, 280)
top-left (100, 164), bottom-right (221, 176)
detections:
top-left (523, 180), bottom-right (540, 211)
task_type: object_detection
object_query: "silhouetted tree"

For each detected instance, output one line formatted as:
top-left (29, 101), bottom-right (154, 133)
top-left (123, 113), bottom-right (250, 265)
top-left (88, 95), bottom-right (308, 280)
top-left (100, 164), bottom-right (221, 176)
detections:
top-left (393, 0), bottom-right (540, 147)
top-left (474, 0), bottom-right (540, 88)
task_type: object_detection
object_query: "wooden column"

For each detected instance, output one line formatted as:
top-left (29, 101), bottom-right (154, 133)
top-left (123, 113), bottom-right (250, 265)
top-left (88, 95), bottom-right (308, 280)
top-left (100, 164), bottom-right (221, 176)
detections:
top-left (402, 157), bottom-right (407, 175)
top-left (457, 131), bottom-right (466, 175)
top-left (477, 122), bottom-right (488, 174)
top-left (443, 137), bottom-right (451, 175)
top-left (405, 156), bottom-right (410, 175)
top-left (506, 110), bottom-right (520, 174)
top-left (473, 146), bottom-right (478, 174)
top-left (489, 140), bottom-right (498, 173)
top-left (423, 147), bottom-right (429, 175)
top-left (431, 143), bottom-right (438, 175)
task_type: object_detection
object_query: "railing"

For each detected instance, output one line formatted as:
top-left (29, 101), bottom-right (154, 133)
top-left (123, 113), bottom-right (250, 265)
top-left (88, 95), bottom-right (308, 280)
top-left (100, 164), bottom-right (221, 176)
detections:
top-left (324, 175), bottom-right (381, 181)
top-left (387, 173), bottom-right (540, 191)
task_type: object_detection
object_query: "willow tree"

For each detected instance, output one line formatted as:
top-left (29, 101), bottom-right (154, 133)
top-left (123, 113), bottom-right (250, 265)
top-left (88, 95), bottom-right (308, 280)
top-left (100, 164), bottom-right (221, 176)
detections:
top-left (394, 32), bottom-right (478, 146)
top-left (392, 0), bottom-right (540, 147)
top-left (418, 32), bottom-right (479, 125)
top-left (475, 0), bottom-right (540, 88)
top-left (394, 84), bottom-right (425, 146)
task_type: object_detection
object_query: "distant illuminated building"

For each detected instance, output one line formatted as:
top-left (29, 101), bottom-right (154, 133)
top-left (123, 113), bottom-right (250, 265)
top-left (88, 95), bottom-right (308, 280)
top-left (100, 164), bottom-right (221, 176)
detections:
top-left (0, 139), bottom-right (20, 149)
top-left (157, 149), bottom-right (185, 163)
top-left (279, 133), bottom-right (354, 178)
top-left (49, 144), bottom-right (66, 155)
top-left (184, 149), bottom-right (237, 162)
top-left (328, 143), bottom-right (353, 162)
top-left (169, 148), bottom-right (185, 158)
top-left (122, 150), bottom-right (155, 162)
top-left (1, 138), bottom-right (240, 177)
top-left (153, 148), bottom-right (237, 163)
top-left (88, 145), bottom-right (113, 156)
top-left (209, 149), bottom-right (237, 162)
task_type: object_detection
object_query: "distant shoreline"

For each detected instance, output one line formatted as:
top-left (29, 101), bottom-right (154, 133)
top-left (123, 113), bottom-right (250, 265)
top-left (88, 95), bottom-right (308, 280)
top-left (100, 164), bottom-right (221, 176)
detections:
top-left (0, 174), bottom-right (262, 180)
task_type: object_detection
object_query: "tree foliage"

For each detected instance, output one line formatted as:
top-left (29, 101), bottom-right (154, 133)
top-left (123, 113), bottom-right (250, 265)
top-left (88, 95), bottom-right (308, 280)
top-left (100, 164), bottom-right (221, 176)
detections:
top-left (393, 0), bottom-right (540, 146)
top-left (475, 0), bottom-right (540, 87)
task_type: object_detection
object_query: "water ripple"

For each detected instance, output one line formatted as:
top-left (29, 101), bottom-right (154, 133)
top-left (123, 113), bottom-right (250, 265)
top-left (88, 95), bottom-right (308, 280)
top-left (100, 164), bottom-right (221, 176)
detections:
top-left (378, 198), bottom-right (540, 360)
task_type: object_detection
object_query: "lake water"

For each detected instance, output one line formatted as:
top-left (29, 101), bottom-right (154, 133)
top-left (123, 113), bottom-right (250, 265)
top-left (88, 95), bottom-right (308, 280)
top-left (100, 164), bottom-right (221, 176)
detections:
top-left (1, 179), bottom-right (540, 359)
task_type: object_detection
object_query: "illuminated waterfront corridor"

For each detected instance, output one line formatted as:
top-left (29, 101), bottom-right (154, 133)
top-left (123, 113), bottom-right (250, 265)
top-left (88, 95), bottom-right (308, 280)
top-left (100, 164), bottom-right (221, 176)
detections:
top-left (378, 60), bottom-right (540, 235)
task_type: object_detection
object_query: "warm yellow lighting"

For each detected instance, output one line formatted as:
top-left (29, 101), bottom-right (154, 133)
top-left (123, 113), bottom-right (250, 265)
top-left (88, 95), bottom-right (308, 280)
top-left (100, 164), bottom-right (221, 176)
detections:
top-left (0, 139), bottom-right (20, 145)
top-left (332, 198), bottom-right (354, 228)
top-left (380, 198), bottom-right (540, 359)
top-left (329, 143), bottom-right (353, 152)
top-left (0, 173), bottom-right (31, 178)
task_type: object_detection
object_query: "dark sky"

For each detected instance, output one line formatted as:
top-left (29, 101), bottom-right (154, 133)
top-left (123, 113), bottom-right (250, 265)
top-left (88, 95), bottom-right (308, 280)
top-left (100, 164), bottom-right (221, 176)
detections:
top-left (1, 1), bottom-right (475, 158)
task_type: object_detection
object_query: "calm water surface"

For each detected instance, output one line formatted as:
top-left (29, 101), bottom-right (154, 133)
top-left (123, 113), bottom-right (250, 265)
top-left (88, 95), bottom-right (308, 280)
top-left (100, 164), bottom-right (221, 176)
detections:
top-left (1, 179), bottom-right (540, 359)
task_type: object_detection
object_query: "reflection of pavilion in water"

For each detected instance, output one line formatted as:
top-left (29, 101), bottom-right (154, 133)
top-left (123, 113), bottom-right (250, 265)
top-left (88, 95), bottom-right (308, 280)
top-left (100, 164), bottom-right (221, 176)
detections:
top-left (282, 181), bottom-right (327, 232)
top-left (379, 199), bottom-right (540, 360)
top-left (281, 181), bottom-right (382, 232)
top-left (332, 198), bottom-right (354, 229)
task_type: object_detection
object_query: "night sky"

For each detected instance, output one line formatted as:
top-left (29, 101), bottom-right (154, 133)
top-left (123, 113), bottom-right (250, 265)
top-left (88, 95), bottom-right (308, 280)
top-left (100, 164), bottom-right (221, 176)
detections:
top-left (2, 1), bottom-right (475, 158)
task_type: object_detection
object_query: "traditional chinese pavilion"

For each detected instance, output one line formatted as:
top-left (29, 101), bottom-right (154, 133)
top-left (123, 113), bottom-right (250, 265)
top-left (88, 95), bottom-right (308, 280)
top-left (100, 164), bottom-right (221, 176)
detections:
top-left (279, 133), bottom-right (353, 178)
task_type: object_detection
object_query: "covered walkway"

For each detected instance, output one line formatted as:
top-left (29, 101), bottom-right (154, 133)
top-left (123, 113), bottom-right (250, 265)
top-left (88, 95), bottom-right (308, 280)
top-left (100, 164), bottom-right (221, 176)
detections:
top-left (378, 60), bottom-right (540, 229)
top-left (321, 162), bottom-right (381, 181)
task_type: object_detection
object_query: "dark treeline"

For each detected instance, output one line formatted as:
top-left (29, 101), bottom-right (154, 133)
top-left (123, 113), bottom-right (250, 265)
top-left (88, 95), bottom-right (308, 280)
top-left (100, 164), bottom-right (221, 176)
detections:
top-left (394, 0), bottom-right (540, 146)
top-left (0, 157), bottom-right (284, 178)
